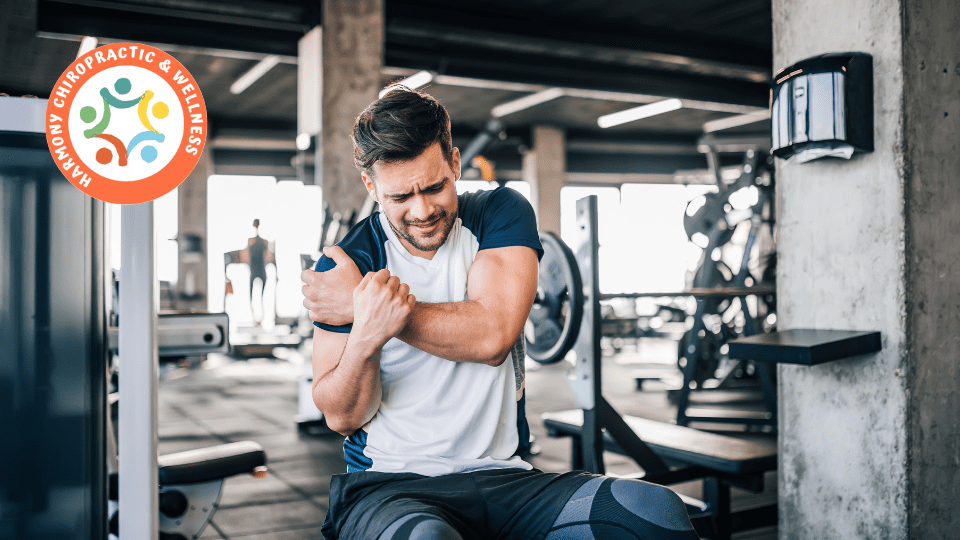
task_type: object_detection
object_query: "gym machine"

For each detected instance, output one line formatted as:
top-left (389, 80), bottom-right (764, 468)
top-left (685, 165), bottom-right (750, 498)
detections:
top-left (106, 312), bottom-right (266, 540)
top-left (524, 162), bottom-right (778, 428)
top-left (589, 138), bottom-right (779, 427)
top-left (672, 141), bottom-right (778, 428)
top-left (1, 96), bottom-right (109, 538)
top-left (0, 96), bottom-right (267, 539)
top-left (537, 196), bottom-right (778, 540)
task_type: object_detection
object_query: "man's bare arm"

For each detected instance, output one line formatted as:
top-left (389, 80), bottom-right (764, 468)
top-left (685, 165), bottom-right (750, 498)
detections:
top-left (311, 329), bottom-right (382, 436)
top-left (311, 270), bottom-right (415, 435)
top-left (396, 246), bottom-right (538, 365)
top-left (302, 245), bottom-right (538, 365)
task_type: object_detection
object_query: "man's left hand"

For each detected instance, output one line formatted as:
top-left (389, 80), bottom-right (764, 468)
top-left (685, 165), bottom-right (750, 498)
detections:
top-left (301, 246), bottom-right (363, 326)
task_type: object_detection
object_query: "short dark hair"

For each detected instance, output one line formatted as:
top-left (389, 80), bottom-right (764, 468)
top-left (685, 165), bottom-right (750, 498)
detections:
top-left (353, 86), bottom-right (453, 176)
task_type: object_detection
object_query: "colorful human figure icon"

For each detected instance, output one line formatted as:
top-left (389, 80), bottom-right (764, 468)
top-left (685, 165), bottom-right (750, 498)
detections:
top-left (137, 90), bottom-right (167, 134)
top-left (127, 131), bottom-right (164, 164)
top-left (115, 77), bottom-right (131, 95)
top-left (101, 78), bottom-right (143, 109)
top-left (79, 77), bottom-right (169, 167)
top-left (80, 106), bottom-right (97, 123)
top-left (94, 134), bottom-right (128, 166)
top-left (82, 98), bottom-right (111, 138)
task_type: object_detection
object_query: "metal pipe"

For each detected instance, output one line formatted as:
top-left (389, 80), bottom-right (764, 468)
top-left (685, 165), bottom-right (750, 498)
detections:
top-left (119, 202), bottom-right (159, 539)
top-left (460, 119), bottom-right (504, 168)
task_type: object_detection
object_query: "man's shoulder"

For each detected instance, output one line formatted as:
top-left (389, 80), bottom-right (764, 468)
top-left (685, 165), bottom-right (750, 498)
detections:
top-left (458, 185), bottom-right (528, 209)
top-left (458, 187), bottom-right (533, 232)
top-left (313, 213), bottom-right (388, 275)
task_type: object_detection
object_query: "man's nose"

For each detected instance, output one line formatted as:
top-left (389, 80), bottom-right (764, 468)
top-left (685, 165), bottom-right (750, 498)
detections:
top-left (409, 195), bottom-right (436, 221)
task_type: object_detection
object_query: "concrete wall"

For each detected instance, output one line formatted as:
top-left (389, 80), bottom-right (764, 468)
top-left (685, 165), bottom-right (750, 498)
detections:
top-left (903, 0), bottom-right (960, 534)
top-left (773, 0), bottom-right (908, 536)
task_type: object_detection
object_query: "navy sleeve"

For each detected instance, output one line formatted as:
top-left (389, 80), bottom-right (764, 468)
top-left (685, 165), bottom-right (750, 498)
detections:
top-left (311, 215), bottom-right (389, 333)
top-left (467, 187), bottom-right (543, 260)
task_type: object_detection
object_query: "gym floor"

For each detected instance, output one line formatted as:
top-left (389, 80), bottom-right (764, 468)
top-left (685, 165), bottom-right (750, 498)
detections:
top-left (158, 338), bottom-right (777, 539)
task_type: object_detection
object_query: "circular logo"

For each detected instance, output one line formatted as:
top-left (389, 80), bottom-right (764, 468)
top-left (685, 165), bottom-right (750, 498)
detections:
top-left (45, 43), bottom-right (207, 204)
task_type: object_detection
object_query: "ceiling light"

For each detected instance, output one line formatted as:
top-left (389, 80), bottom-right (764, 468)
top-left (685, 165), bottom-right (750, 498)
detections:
top-left (77, 36), bottom-right (98, 58)
top-left (379, 70), bottom-right (434, 98)
top-left (702, 110), bottom-right (772, 133)
top-left (597, 98), bottom-right (683, 128)
top-left (296, 133), bottom-right (311, 151)
top-left (491, 88), bottom-right (565, 118)
top-left (230, 55), bottom-right (281, 95)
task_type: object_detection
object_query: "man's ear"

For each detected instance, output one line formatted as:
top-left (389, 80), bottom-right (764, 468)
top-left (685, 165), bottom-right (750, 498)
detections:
top-left (451, 147), bottom-right (461, 180)
top-left (361, 171), bottom-right (378, 201)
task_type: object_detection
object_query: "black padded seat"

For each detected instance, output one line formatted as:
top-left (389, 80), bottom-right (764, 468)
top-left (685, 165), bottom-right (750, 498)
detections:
top-left (158, 441), bottom-right (266, 485)
top-left (542, 409), bottom-right (776, 475)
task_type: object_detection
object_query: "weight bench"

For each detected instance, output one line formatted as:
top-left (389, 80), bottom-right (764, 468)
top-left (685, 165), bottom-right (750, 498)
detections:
top-left (533, 198), bottom-right (778, 540)
top-left (158, 440), bottom-right (267, 486)
top-left (109, 441), bottom-right (268, 540)
top-left (542, 408), bottom-right (776, 538)
top-left (158, 441), bottom-right (268, 540)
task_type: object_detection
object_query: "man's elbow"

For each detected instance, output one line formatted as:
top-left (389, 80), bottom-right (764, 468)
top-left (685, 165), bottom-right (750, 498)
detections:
top-left (316, 401), bottom-right (360, 436)
top-left (481, 339), bottom-right (514, 367)
top-left (324, 414), bottom-right (358, 437)
top-left (312, 387), bottom-right (358, 436)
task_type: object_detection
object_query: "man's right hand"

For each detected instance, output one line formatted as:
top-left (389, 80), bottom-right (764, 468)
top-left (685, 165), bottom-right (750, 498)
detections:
top-left (351, 269), bottom-right (416, 350)
top-left (301, 246), bottom-right (363, 326)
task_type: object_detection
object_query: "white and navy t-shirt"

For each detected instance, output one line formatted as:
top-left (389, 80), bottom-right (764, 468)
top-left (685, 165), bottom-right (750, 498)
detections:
top-left (314, 187), bottom-right (543, 477)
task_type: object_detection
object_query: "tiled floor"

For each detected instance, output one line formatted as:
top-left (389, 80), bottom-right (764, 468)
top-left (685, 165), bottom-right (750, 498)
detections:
top-left (157, 337), bottom-right (776, 539)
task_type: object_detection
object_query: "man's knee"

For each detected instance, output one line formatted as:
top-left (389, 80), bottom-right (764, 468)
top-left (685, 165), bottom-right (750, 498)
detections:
top-left (378, 512), bottom-right (464, 540)
top-left (548, 477), bottom-right (697, 539)
top-left (608, 478), bottom-right (696, 533)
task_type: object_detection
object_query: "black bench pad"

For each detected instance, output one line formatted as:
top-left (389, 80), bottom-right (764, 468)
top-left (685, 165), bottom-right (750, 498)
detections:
top-left (543, 409), bottom-right (776, 475)
top-left (159, 441), bottom-right (266, 485)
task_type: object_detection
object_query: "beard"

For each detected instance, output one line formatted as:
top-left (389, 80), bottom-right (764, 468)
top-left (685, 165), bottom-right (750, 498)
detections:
top-left (386, 206), bottom-right (457, 253)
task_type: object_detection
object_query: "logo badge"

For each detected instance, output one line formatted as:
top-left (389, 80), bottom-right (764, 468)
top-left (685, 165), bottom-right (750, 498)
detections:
top-left (45, 43), bottom-right (207, 204)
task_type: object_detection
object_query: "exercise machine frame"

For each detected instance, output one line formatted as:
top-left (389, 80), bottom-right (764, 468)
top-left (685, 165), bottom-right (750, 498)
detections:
top-left (544, 196), bottom-right (778, 540)
top-left (676, 162), bottom-right (777, 429)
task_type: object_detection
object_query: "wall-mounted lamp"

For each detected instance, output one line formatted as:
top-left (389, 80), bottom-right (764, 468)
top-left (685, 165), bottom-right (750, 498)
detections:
top-left (771, 53), bottom-right (873, 163)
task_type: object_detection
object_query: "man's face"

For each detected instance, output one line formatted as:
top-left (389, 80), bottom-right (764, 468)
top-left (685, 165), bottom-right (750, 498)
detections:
top-left (363, 142), bottom-right (461, 257)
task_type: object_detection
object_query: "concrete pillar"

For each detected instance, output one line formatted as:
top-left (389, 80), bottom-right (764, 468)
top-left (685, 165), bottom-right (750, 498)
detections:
top-left (176, 145), bottom-right (211, 311)
top-left (774, 0), bottom-right (959, 537)
top-left (298, 0), bottom-right (383, 215)
top-left (524, 126), bottom-right (565, 234)
top-left (902, 0), bottom-right (960, 534)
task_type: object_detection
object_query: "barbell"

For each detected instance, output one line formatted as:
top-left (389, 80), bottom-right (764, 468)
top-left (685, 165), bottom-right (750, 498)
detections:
top-left (523, 232), bottom-right (773, 365)
top-left (524, 232), bottom-right (584, 364)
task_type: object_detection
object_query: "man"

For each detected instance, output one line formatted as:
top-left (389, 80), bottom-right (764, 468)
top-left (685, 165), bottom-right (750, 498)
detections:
top-left (301, 87), bottom-right (698, 540)
top-left (246, 219), bottom-right (274, 325)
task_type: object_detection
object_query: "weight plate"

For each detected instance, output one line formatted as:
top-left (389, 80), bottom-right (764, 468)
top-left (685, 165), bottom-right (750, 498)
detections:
top-left (693, 260), bottom-right (735, 314)
top-left (677, 328), bottom-right (723, 385)
top-left (525, 232), bottom-right (583, 364)
top-left (683, 192), bottom-right (734, 248)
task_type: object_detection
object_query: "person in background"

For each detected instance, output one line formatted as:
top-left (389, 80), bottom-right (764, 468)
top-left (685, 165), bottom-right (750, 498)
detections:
top-left (246, 218), bottom-right (274, 326)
